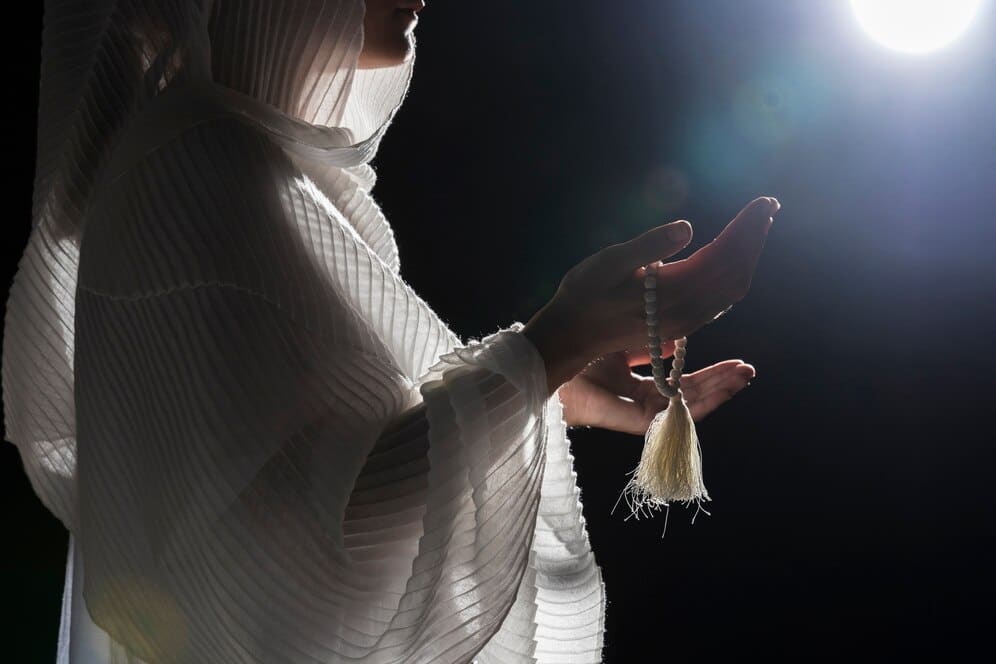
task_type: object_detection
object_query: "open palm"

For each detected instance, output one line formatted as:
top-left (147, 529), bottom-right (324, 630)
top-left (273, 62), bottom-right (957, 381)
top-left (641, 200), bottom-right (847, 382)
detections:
top-left (558, 348), bottom-right (755, 435)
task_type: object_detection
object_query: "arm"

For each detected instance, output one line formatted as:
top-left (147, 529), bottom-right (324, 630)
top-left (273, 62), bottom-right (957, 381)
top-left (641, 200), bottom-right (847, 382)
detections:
top-left (73, 117), bottom-right (595, 663)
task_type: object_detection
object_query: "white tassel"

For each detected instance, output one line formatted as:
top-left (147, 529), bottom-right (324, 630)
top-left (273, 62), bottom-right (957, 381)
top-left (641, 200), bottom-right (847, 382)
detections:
top-left (623, 392), bottom-right (710, 517)
top-left (620, 265), bottom-right (711, 520)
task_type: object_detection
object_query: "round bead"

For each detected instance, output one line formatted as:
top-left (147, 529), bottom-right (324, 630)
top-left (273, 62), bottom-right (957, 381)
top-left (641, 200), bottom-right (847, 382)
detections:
top-left (652, 366), bottom-right (666, 378)
top-left (644, 302), bottom-right (657, 314)
top-left (647, 335), bottom-right (660, 348)
top-left (643, 290), bottom-right (657, 303)
top-left (646, 314), bottom-right (658, 326)
top-left (649, 346), bottom-right (662, 358)
top-left (644, 275), bottom-right (657, 289)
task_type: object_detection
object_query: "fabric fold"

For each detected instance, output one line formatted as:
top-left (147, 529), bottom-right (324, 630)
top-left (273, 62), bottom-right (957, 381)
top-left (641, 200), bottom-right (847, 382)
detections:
top-left (5, 2), bottom-right (607, 661)
top-left (33, 110), bottom-right (606, 662)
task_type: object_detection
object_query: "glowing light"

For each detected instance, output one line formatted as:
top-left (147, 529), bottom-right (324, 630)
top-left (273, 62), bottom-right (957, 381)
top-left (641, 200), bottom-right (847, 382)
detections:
top-left (851, 0), bottom-right (982, 54)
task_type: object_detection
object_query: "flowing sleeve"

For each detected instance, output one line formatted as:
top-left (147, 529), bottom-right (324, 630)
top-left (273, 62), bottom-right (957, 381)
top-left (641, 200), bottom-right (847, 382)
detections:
top-left (70, 116), bottom-right (604, 663)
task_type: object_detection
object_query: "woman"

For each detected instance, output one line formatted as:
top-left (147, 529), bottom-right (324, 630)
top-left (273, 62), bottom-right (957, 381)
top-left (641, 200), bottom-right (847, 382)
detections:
top-left (3, 1), bottom-right (777, 662)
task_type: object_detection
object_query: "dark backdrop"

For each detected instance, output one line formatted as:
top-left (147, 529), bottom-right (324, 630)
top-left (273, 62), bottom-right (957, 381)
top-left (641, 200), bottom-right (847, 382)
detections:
top-left (4, 2), bottom-right (996, 660)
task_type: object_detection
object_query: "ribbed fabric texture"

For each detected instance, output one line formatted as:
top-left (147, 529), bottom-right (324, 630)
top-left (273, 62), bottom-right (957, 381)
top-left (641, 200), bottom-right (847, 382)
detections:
top-left (4, 2), bottom-right (606, 662)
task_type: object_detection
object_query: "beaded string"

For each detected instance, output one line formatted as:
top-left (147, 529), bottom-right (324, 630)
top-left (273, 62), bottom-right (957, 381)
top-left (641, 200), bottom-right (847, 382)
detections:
top-left (613, 263), bottom-right (710, 530)
top-left (644, 264), bottom-right (684, 399)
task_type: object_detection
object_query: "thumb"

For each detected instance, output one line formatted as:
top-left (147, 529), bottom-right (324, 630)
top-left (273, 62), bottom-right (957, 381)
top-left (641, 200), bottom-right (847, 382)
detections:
top-left (594, 220), bottom-right (693, 281)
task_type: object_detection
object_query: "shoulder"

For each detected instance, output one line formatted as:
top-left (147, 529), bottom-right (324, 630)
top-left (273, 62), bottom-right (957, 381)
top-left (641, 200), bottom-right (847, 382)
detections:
top-left (102, 81), bottom-right (294, 192)
top-left (80, 110), bottom-right (314, 300)
top-left (100, 108), bottom-right (299, 228)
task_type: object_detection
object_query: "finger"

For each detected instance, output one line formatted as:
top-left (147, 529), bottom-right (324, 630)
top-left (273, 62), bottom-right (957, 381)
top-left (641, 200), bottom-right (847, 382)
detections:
top-left (684, 364), bottom-right (755, 421)
top-left (711, 197), bottom-right (779, 272)
top-left (681, 197), bottom-right (777, 278)
top-left (683, 364), bottom-right (754, 406)
top-left (624, 340), bottom-right (675, 367)
top-left (656, 198), bottom-right (779, 337)
top-left (682, 360), bottom-right (754, 401)
top-left (687, 386), bottom-right (743, 422)
top-left (595, 220), bottom-right (692, 281)
top-left (715, 197), bottom-right (779, 248)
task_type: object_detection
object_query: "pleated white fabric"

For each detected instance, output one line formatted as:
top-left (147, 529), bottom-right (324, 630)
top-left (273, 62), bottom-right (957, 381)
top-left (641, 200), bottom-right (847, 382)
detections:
top-left (3, 2), bottom-right (606, 662)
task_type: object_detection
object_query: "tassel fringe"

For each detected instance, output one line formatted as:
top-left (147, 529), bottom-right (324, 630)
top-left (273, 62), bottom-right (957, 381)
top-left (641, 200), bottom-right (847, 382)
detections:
top-left (621, 394), bottom-right (710, 519)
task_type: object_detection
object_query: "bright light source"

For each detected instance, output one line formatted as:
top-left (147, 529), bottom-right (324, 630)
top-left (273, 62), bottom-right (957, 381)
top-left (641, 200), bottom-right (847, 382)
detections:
top-left (851, 0), bottom-right (982, 54)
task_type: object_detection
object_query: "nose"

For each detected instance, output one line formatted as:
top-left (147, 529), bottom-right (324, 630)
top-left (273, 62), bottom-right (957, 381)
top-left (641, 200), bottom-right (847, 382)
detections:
top-left (398, 0), bottom-right (426, 12)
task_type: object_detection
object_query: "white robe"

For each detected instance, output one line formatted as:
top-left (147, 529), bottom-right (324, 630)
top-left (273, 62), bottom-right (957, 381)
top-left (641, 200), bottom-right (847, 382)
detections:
top-left (6, 59), bottom-right (607, 664)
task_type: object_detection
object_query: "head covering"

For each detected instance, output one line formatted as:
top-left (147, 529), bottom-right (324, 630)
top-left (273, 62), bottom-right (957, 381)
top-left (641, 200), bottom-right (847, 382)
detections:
top-left (4, 0), bottom-right (413, 529)
top-left (5, 4), bottom-right (608, 662)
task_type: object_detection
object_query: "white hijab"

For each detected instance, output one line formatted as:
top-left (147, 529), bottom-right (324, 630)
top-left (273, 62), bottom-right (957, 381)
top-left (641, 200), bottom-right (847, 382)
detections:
top-left (6, 0), bottom-right (410, 529)
top-left (4, 2), bottom-right (606, 662)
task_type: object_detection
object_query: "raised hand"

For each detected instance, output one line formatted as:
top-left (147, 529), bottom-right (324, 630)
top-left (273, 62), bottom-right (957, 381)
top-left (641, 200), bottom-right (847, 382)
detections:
top-left (523, 196), bottom-right (779, 398)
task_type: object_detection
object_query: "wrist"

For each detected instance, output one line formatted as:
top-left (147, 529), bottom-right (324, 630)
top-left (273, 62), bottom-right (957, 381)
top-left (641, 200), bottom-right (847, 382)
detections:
top-left (522, 311), bottom-right (590, 397)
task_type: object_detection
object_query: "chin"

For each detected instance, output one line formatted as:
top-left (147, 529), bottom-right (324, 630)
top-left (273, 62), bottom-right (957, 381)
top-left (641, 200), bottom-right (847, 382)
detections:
top-left (358, 32), bottom-right (415, 70)
top-left (393, 31), bottom-right (416, 64)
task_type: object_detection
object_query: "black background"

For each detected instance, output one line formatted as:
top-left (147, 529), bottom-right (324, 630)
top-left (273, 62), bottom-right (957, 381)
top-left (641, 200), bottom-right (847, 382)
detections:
top-left (4, 2), bottom-right (996, 661)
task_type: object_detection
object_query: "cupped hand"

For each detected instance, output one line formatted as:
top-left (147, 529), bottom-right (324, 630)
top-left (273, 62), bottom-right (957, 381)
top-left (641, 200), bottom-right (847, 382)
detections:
top-left (558, 348), bottom-right (756, 434)
top-left (523, 196), bottom-right (779, 397)
top-left (650, 197), bottom-right (779, 342)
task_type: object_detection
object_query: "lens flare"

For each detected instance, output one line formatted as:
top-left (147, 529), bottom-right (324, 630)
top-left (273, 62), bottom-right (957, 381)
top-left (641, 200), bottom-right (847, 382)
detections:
top-left (851, 0), bottom-right (982, 54)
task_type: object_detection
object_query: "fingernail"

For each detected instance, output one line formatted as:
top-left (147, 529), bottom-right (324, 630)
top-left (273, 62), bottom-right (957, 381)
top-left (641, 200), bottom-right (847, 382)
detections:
top-left (767, 197), bottom-right (781, 213)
